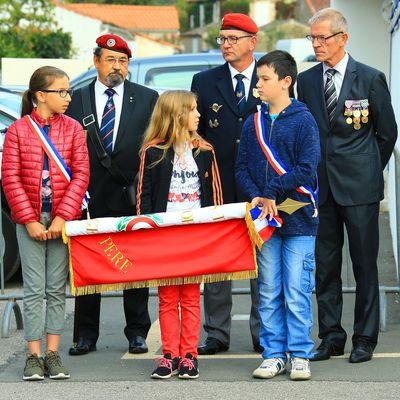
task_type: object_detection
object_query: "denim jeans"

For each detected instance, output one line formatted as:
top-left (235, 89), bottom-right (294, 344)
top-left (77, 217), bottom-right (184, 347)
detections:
top-left (257, 233), bottom-right (315, 360)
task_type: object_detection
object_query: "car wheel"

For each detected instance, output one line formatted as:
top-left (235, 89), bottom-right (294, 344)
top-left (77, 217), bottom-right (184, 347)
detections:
top-left (1, 208), bottom-right (20, 282)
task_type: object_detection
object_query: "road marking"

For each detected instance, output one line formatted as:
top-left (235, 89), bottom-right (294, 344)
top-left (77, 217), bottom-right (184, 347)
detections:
top-left (121, 319), bottom-right (161, 360)
top-left (232, 314), bottom-right (250, 321)
top-left (121, 319), bottom-right (400, 360)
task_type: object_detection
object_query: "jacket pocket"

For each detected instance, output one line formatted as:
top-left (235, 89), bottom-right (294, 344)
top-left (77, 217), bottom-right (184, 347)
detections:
top-left (301, 253), bottom-right (315, 293)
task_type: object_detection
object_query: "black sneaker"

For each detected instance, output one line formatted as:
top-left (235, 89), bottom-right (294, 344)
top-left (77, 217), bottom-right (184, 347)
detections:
top-left (150, 354), bottom-right (180, 379)
top-left (178, 353), bottom-right (199, 379)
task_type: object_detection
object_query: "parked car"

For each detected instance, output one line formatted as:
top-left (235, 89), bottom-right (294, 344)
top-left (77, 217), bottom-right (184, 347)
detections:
top-left (71, 52), bottom-right (265, 91)
top-left (0, 88), bottom-right (22, 282)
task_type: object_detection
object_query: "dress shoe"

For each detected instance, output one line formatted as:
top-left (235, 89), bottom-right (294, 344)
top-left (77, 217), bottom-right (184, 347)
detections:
top-left (253, 342), bottom-right (264, 353)
top-left (349, 344), bottom-right (373, 363)
top-left (197, 338), bottom-right (229, 355)
top-left (68, 337), bottom-right (97, 356)
top-left (310, 341), bottom-right (344, 362)
top-left (129, 336), bottom-right (148, 354)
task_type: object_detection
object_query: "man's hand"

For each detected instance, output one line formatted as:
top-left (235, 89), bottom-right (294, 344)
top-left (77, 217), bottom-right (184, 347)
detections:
top-left (26, 222), bottom-right (47, 241)
top-left (251, 197), bottom-right (278, 221)
top-left (47, 216), bottom-right (65, 240)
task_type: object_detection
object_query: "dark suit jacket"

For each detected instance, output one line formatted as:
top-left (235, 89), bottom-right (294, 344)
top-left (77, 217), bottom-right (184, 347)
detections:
top-left (297, 55), bottom-right (397, 206)
top-left (66, 79), bottom-right (158, 217)
top-left (137, 147), bottom-right (216, 214)
top-left (191, 62), bottom-right (261, 203)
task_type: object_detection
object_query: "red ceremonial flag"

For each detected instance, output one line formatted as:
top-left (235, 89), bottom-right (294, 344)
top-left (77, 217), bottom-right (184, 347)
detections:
top-left (68, 218), bottom-right (256, 295)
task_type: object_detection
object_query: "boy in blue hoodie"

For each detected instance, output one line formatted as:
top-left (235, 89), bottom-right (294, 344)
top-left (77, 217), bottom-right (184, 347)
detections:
top-left (236, 50), bottom-right (320, 381)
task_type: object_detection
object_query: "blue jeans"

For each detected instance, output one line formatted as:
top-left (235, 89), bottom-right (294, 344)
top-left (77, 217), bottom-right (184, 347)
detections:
top-left (257, 233), bottom-right (315, 360)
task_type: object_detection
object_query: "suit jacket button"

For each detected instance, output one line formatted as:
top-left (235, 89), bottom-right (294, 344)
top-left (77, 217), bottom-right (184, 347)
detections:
top-left (238, 117), bottom-right (243, 122)
top-left (236, 139), bottom-right (240, 144)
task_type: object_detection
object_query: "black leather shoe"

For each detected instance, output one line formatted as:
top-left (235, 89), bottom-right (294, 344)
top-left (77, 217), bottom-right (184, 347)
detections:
top-left (253, 342), bottom-right (264, 353)
top-left (310, 341), bottom-right (344, 361)
top-left (69, 337), bottom-right (97, 356)
top-left (197, 338), bottom-right (229, 355)
top-left (129, 336), bottom-right (148, 354)
top-left (349, 344), bottom-right (373, 363)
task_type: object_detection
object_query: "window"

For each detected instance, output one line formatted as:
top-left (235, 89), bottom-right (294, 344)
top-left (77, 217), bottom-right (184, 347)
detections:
top-left (144, 65), bottom-right (210, 90)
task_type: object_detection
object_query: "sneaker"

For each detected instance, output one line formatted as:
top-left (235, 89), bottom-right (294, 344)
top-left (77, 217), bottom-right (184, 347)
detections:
top-left (44, 350), bottom-right (70, 380)
top-left (23, 353), bottom-right (44, 381)
top-left (178, 353), bottom-right (199, 379)
top-left (252, 358), bottom-right (286, 379)
top-left (151, 354), bottom-right (180, 379)
top-left (289, 357), bottom-right (311, 381)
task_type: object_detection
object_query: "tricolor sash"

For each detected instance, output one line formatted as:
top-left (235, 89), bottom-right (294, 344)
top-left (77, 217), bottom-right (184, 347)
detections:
top-left (25, 115), bottom-right (90, 210)
top-left (254, 104), bottom-right (318, 217)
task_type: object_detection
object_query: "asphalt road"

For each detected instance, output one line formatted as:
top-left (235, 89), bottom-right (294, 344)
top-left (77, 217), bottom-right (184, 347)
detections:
top-left (0, 212), bottom-right (399, 399)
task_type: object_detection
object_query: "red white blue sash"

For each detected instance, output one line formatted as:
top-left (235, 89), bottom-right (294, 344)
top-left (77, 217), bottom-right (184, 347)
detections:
top-left (254, 105), bottom-right (318, 217)
top-left (25, 116), bottom-right (90, 210)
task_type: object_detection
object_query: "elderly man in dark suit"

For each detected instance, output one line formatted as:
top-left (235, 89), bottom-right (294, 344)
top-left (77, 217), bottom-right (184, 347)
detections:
top-left (66, 34), bottom-right (158, 356)
top-left (191, 13), bottom-right (262, 355)
top-left (297, 8), bottom-right (397, 363)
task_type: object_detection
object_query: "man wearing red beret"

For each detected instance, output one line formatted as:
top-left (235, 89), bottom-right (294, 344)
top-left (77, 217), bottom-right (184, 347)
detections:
top-left (66, 34), bottom-right (158, 356)
top-left (191, 13), bottom-right (262, 355)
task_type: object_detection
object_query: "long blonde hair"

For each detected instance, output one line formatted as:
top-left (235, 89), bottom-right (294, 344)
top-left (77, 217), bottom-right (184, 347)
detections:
top-left (141, 90), bottom-right (203, 163)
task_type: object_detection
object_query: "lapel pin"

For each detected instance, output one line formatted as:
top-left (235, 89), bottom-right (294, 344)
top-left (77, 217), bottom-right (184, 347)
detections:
top-left (211, 103), bottom-right (223, 113)
top-left (252, 88), bottom-right (260, 98)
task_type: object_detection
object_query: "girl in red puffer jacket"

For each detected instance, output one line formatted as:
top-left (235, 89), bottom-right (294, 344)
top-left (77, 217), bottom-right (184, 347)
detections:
top-left (1, 66), bottom-right (89, 381)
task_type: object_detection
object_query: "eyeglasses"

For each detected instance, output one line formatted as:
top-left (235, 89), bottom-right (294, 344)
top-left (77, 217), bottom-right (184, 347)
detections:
top-left (41, 89), bottom-right (74, 98)
top-left (103, 56), bottom-right (129, 66)
top-left (306, 31), bottom-right (343, 44)
top-left (216, 35), bottom-right (253, 45)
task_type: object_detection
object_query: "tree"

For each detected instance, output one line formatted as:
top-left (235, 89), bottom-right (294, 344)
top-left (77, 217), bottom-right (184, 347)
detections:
top-left (0, 0), bottom-right (72, 59)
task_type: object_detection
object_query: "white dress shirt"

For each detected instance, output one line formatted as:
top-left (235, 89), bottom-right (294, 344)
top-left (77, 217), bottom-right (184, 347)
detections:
top-left (94, 79), bottom-right (124, 150)
top-left (323, 52), bottom-right (349, 96)
top-left (228, 60), bottom-right (256, 100)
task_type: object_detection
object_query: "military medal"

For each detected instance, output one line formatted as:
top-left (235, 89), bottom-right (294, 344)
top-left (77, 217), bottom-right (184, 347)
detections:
top-left (252, 88), bottom-right (260, 98)
top-left (353, 109), bottom-right (361, 118)
top-left (211, 103), bottom-right (223, 113)
top-left (209, 119), bottom-right (219, 128)
top-left (361, 116), bottom-right (368, 123)
top-left (354, 124), bottom-right (361, 130)
top-left (353, 117), bottom-right (361, 124)
top-left (344, 100), bottom-right (353, 123)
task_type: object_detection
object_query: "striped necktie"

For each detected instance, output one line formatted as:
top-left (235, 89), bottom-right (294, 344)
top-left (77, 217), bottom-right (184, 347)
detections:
top-left (325, 68), bottom-right (337, 122)
top-left (235, 73), bottom-right (246, 113)
top-left (100, 88), bottom-right (116, 154)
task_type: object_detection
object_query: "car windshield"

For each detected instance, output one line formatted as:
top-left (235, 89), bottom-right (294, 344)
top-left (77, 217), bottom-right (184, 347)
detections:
top-left (0, 90), bottom-right (22, 115)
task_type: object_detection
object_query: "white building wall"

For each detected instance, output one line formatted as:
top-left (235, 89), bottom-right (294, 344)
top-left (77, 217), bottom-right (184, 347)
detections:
top-left (331, 0), bottom-right (390, 76)
top-left (249, 0), bottom-right (276, 27)
top-left (388, 28), bottom-right (400, 278)
top-left (54, 7), bottom-right (102, 62)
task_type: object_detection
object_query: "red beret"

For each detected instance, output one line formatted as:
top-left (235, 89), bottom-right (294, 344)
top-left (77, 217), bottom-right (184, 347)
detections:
top-left (96, 34), bottom-right (132, 58)
top-left (221, 13), bottom-right (258, 34)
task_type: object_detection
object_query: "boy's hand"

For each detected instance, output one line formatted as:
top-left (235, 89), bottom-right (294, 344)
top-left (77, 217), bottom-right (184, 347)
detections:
top-left (26, 222), bottom-right (47, 241)
top-left (47, 216), bottom-right (65, 240)
top-left (251, 197), bottom-right (278, 221)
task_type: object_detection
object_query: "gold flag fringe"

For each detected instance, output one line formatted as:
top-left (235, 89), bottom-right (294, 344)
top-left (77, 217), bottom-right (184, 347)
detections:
top-left (244, 202), bottom-right (264, 251)
top-left (70, 269), bottom-right (258, 296)
top-left (62, 224), bottom-right (69, 245)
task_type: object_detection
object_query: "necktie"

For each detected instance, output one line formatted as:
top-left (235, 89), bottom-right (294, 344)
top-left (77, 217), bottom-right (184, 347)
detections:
top-left (235, 73), bottom-right (246, 113)
top-left (325, 68), bottom-right (337, 122)
top-left (100, 88), bottom-right (116, 154)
